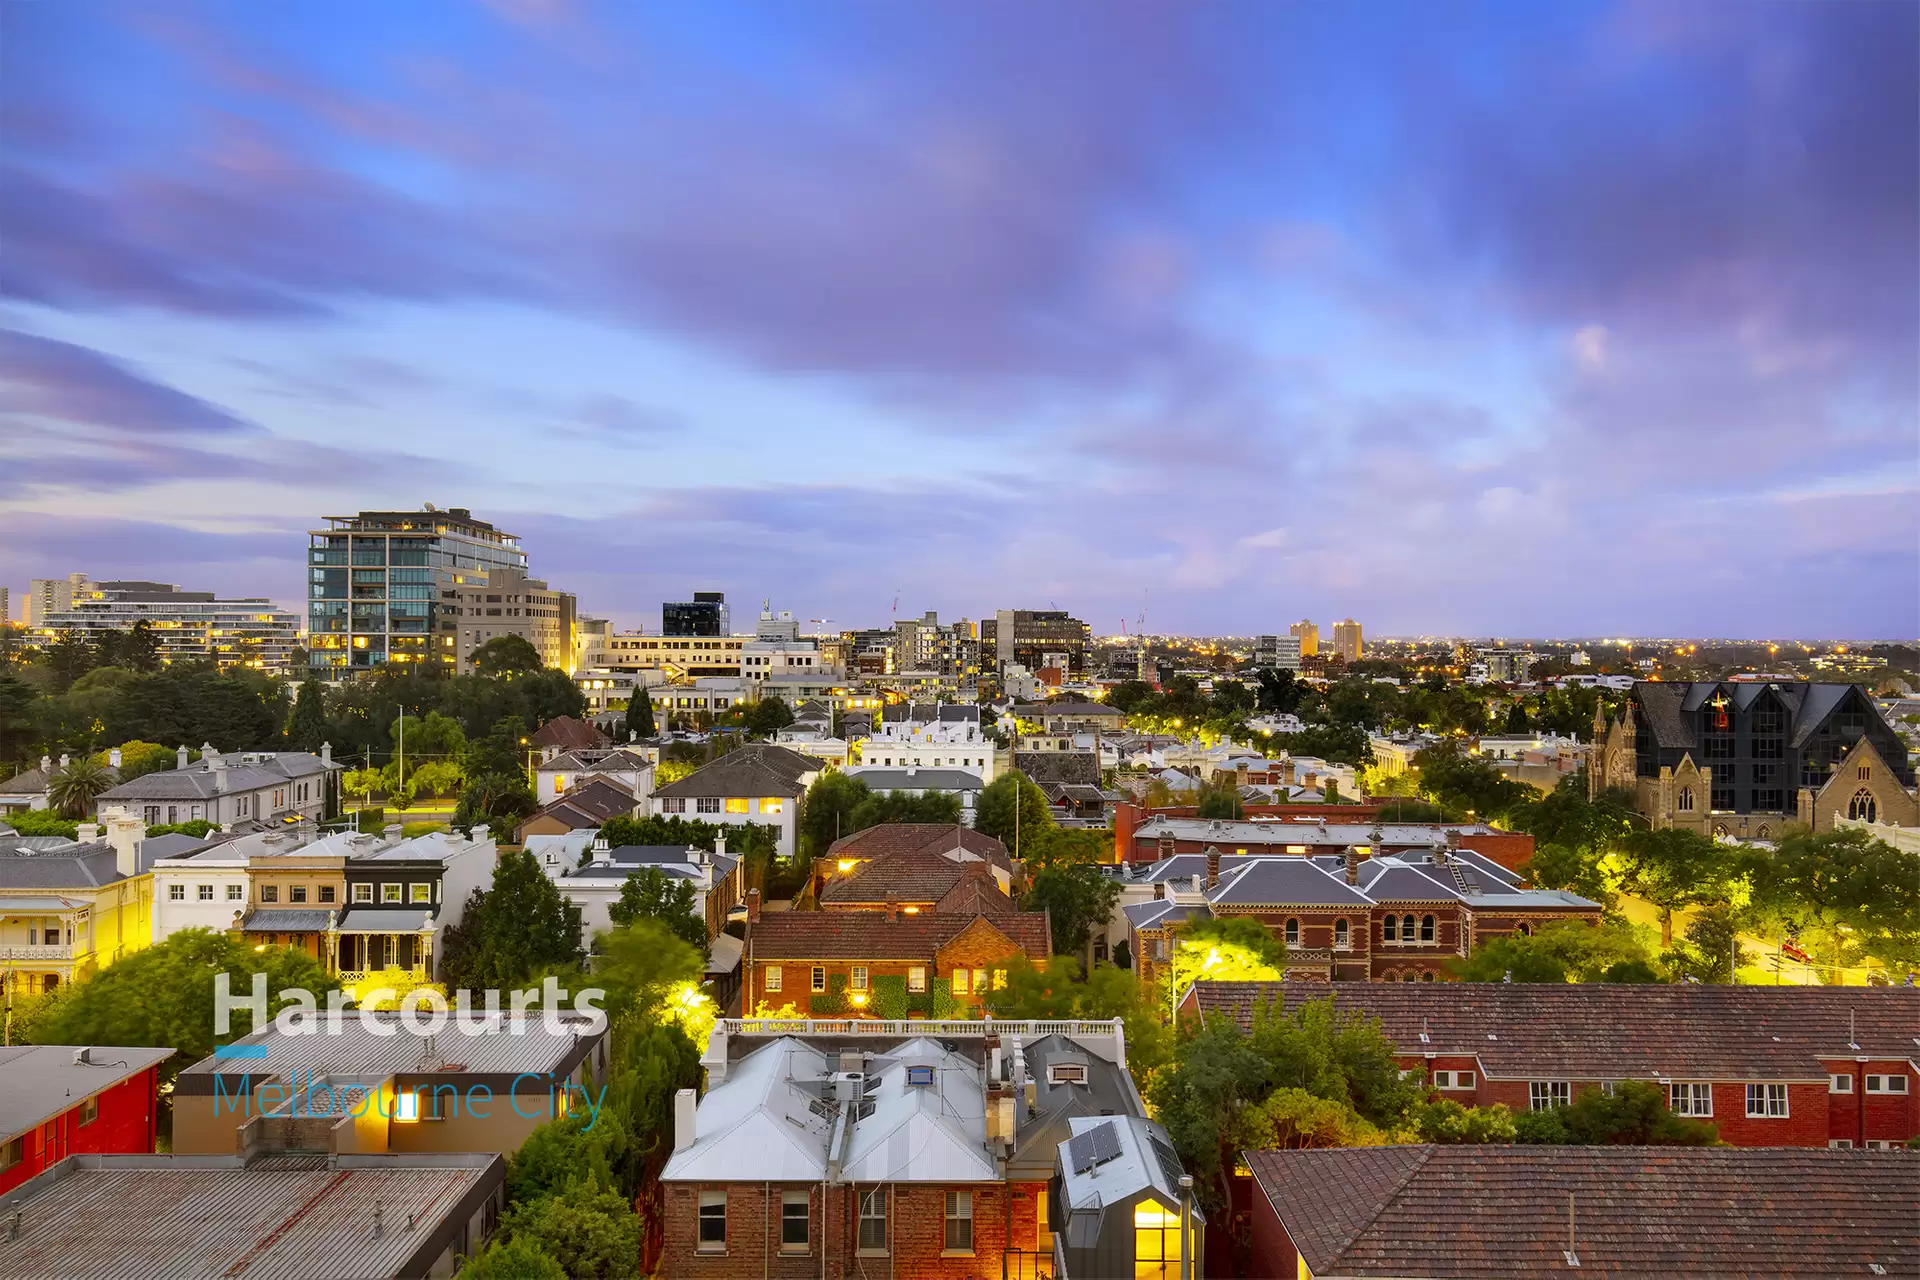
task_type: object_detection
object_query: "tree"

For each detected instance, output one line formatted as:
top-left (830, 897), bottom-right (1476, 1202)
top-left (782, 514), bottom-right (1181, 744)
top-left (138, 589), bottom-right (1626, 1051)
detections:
top-left (1412, 742), bottom-right (1531, 820)
top-left (456, 1236), bottom-right (568, 1280)
top-left (607, 867), bottom-right (708, 950)
top-left (440, 850), bottom-right (583, 991)
top-left (984, 958), bottom-right (1173, 1083)
top-left (975, 770), bottom-right (1052, 860)
top-left (470, 635), bottom-right (544, 677)
top-left (44, 631), bottom-right (96, 694)
top-left (1412, 1099), bottom-right (1518, 1144)
top-left (408, 759), bottom-right (466, 799)
top-left (22, 929), bottom-right (336, 1090)
top-left (94, 740), bottom-right (174, 782)
top-left (1521, 1081), bottom-right (1717, 1146)
top-left (1503, 702), bottom-right (1530, 733)
top-left (1614, 828), bottom-right (1736, 946)
top-left (0, 672), bottom-right (36, 765)
top-left (1170, 916), bottom-right (1286, 992)
top-left (454, 717), bottom-right (537, 835)
top-left (1667, 904), bottom-right (1750, 983)
top-left (496, 1181), bottom-right (640, 1280)
top-left (848, 789), bottom-right (963, 830)
top-left (744, 696), bottom-right (794, 737)
top-left (1023, 863), bottom-right (1122, 966)
top-left (342, 768), bottom-right (382, 807)
top-left (1746, 827), bottom-right (1920, 975)
top-left (47, 756), bottom-right (114, 819)
top-left (1195, 782), bottom-right (1244, 821)
top-left (1448, 935), bottom-right (1571, 983)
top-left (623, 686), bottom-right (656, 741)
top-left (1448, 920), bottom-right (1658, 984)
top-left (287, 680), bottom-right (329, 750)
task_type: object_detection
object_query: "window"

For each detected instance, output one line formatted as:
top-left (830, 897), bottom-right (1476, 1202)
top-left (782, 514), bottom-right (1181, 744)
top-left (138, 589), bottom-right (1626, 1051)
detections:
top-left (1420, 915), bottom-right (1436, 942)
top-left (780, 1192), bottom-right (809, 1253)
top-left (168, 885), bottom-right (185, 902)
top-left (952, 969), bottom-right (970, 996)
top-left (1283, 918), bottom-right (1299, 946)
top-left (1866, 1140), bottom-right (1900, 1151)
top-left (662, 798), bottom-right (687, 813)
top-left (1703, 737), bottom-right (1735, 760)
top-left (1669, 1082), bottom-right (1713, 1116)
top-left (907, 1064), bottom-right (936, 1086)
top-left (1867, 1075), bottom-right (1909, 1094)
top-left (1849, 790), bottom-right (1878, 823)
top-left (1677, 786), bottom-right (1694, 813)
top-left (697, 1190), bottom-right (726, 1252)
top-left (851, 966), bottom-right (869, 991)
top-left (908, 966), bottom-right (927, 993)
top-left (760, 799), bottom-right (784, 815)
top-left (1434, 1071), bottom-right (1475, 1091)
top-left (1831, 1073), bottom-right (1854, 1093)
top-left (80, 1097), bottom-right (98, 1125)
top-left (1383, 916), bottom-right (1397, 942)
top-left (1830, 1139), bottom-right (1855, 1149)
top-left (765, 966), bottom-right (783, 993)
top-left (410, 883), bottom-right (432, 904)
top-left (1334, 919), bottom-right (1350, 950)
top-left (1049, 1062), bottom-right (1088, 1085)
top-left (724, 797), bottom-right (751, 815)
top-left (858, 1188), bottom-right (888, 1254)
top-left (198, 884), bottom-right (214, 901)
top-left (394, 1091), bottom-right (420, 1122)
top-left (317, 886), bottom-right (334, 903)
top-left (227, 884), bottom-right (244, 901)
top-left (0, 1138), bottom-right (21, 1170)
top-left (1753, 790), bottom-right (1784, 812)
top-left (1746, 1083), bottom-right (1789, 1118)
top-left (973, 968), bottom-right (987, 994)
top-left (696, 797), bottom-right (721, 814)
top-left (1859, 763), bottom-right (1873, 781)
top-left (352, 883), bottom-right (373, 903)
top-left (1710, 788), bottom-right (1735, 812)
top-left (260, 885), bottom-right (279, 903)
top-left (290, 886), bottom-right (307, 904)
top-left (381, 884), bottom-right (402, 903)
top-left (1401, 914), bottom-right (1416, 941)
top-left (1529, 1081), bottom-right (1571, 1111)
top-left (811, 966), bottom-right (826, 993)
top-left (943, 1191), bottom-right (973, 1253)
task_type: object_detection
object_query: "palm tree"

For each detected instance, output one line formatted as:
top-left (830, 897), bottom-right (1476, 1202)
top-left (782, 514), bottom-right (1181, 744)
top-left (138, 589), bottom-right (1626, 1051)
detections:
top-left (48, 756), bottom-right (114, 820)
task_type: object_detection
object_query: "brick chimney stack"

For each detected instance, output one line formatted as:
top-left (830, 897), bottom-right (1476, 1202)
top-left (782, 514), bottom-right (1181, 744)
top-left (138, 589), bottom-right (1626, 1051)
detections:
top-left (1345, 846), bottom-right (1361, 885)
top-left (885, 891), bottom-right (899, 923)
top-left (1205, 846), bottom-right (1220, 892)
top-left (746, 887), bottom-right (761, 924)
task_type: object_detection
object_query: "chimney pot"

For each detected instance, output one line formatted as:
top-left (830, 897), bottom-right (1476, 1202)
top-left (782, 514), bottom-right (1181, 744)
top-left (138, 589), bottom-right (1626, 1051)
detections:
top-left (108, 748), bottom-right (122, 769)
top-left (1345, 847), bottom-right (1361, 885)
top-left (1205, 846), bottom-right (1221, 892)
top-left (746, 887), bottom-right (762, 924)
top-left (177, 745), bottom-right (189, 770)
top-left (673, 1087), bottom-right (697, 1152)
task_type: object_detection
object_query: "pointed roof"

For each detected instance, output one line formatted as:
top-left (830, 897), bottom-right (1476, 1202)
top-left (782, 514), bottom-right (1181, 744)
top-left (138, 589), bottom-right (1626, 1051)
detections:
top-left (529, 715), bottom-right (611, 751)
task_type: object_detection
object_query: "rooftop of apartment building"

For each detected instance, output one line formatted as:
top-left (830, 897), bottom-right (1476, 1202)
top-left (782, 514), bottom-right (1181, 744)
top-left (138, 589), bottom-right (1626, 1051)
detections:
top-left (176, 1011), bottom-right (604, 1085)
top-left (0, 1046), bottom-right (175, 1141)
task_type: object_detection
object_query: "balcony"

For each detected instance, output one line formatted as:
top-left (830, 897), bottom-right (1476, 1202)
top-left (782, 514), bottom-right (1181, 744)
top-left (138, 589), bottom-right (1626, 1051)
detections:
top-left (0, 944), bottom-right (76, 962)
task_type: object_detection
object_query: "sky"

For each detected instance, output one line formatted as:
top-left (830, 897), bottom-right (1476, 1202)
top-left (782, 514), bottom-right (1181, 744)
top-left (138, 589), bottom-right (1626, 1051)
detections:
top-left (1, 0), bottom-right (1915, 640)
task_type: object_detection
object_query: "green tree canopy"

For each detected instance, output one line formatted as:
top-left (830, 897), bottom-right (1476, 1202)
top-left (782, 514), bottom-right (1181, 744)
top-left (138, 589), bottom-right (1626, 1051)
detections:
top-left (622, 686), bottom-right (656, 741)
top-left (1614, 827), bottom-right (1738, 946)
top-left (848, 788), bottom-right (963, 830)
top-left (1023, 862), bottom-right (1121, 963)
top-left (1746, 826), bottom-right (1920, 974)
top-left (797, 771), bottom-right (869, 862)
top-left (287, 679), bottom-right (329, 751)
top-left (744, 696), bottom-right (794, 737)
top-left (607, 866), bottom-right (708, 950)
top-left (975, 770), bottom-right (1052, 860)
top-left (48, 755), bottom-right (114, 819)
top-left (470, 634), bottom-right (544, 677)
top-left (439, 849), bottom-right (583, 991)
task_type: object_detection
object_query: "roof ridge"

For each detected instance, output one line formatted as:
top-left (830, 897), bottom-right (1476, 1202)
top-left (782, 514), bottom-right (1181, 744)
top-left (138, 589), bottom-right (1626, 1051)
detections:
top-left (1324, 1145), bottom-right (1437, 1266)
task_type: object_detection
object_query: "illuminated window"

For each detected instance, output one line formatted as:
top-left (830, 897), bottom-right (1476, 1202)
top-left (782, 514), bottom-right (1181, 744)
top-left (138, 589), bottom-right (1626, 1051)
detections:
top-left (410, 883), bottom-right (432, 904)
top-left (381, 884), bottom-right (402, 903)
top-left (394, 1090), bottom-right (420, 1122)
top-left (765, 966), bottom-right (782, 992)
top-left (811, 966), bottom-right (826, 993)
top-left (972, 967), bottom-right (988, 994)
top-left (908, 966), bottom-right (926, 993)
top-left (760, 799), bottom-right (784, 815)
top-left (725, 798), bottom-right (751, 814)
top-left (951, 969), bottom-right (970, 996)
top-left (851, 966), bottom-right (869, 991)
top-left (1133, 1202), bottom-right (1182, 1275)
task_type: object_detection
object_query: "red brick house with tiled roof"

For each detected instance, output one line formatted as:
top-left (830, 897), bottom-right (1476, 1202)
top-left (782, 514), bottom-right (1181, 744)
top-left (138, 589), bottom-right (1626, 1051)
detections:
top-left (1186, 983), bottom-right (1920, 1149)
top-left (824, 823), bottom-right (1013, 873)
top-left (742, 903), bottom-right (1049, 1016)
top-left (529, 715), bottom-right (610, 757)
top-left (1243, 1145), bottom-right (1918, 1279)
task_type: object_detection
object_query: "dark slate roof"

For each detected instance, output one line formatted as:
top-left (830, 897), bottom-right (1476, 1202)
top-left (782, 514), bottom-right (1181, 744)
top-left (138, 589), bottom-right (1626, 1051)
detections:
top-left (1188, 983), bottom-right (1920, 1080)
top-left (1209, 856), bottom-right (1376, 907)
top-left (1634, 680), bottom-right (1881, 753)
top-left (1242, 1145), bottom-right (1919, 1279)
top-left (530, 716), bottom-right (611, 751)
top-left (0, 843), bottom-right (125, 889)
top-left (1008, 1033), bottom-right (1146, 1179)
top-left (847, 768), bottom-right (985, 792)
top-left (540, 747), bottom-right (652, 773)
top-left (0, 765), bottom-right (54, 796)
top-left (1012, 752), bottom-right (1100, 786)
top-left (824, 823), bottom-right (1013, 873)
top-left (745, 909), bottom-right (1050, 961)
top-left (654, 744), bottom-right (815, 799)
top-left (97, 752), bottom-right (331, 802)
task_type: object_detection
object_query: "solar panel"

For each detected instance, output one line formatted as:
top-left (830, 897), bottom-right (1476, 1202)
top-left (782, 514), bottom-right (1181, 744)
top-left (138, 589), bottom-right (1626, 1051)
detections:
top-left (1147, 1131), bottom-right (1187, 1190)
top-left (1068, 1121), bottom-right (1123, 1174)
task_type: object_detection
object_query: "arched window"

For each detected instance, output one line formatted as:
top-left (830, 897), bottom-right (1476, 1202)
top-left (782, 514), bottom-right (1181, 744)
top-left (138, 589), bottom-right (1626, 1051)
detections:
top-left (1402, 914), bottom-right (1417, 941)
top-left (1516, 922), bottom-right (1533, 938)
top-left (1849, 790), bottom-right (1877, 823)
top-left (1420, 970), bottom-right (1436, 982)
top-left (1859, 763), bottom-right (1872, 781)
top-left (1677, 786), bottom-right (1694, 813)
top-left (1712, 823), bottom-right (1729, 838)
top-left (1383, 916), bottom-right (1398, 942)
top-left (1284, 918), bottom-right (1300, 946)
top-left (1421, 915), bottom-right (1436, 942)
top-left (1334, 919), bottom-right (1350, 949)
top-left (1756, 825), bottom-right (1771, 840)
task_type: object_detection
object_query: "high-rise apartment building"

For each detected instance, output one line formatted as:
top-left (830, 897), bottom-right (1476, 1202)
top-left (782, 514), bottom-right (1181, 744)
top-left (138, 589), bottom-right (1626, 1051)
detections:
top-left (0, 587), bottom-right (9, 625)
top-left (1254, 634), bottom-right (1303, 671)
top-left (307, 506), bottom-right (527, 675)
top-left (25, 574), bottom-right (90, 626)
top-left (451, 565), bottom-right (578, 674)
top-left (35, 581), bottom-right (302, 674)
top-left (1332, 618), bottom-right (1364, 662)
top-left (663, 592), bottom-right (728, 637)
top-left (981, 609), bottom-right (1092, 677)
top-left (1289, 619), bottom-right (1319, 658)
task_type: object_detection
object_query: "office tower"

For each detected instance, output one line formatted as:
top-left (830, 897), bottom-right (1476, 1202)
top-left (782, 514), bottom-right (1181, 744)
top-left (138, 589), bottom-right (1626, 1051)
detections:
top-left (36, 581), bottom-right (303, 674)
top-left (0, 587), bottom-right (8, 625)
top-left (1254, 634), bottom-right (1303, 671)
top-left (663, 591), bottom-right (728, 637)
top-left (981, 609), bottom-right (1092, 676)
top-left (25, 574), bottom-right (89, 627)
top-left (1332, 618), bottom-right (1364, 662)
top-left (1289, 619), bottom-right (1319, 658)
top-left (452, 565), bottom-right (578, 674)
top-left (307, 506), bottom-right (527, 675)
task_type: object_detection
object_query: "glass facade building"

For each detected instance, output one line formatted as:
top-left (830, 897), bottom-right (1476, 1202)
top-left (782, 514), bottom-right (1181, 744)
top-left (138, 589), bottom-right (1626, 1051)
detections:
top-left (36, 581), bottom-right (302, 674)
top-left (307, 507), bottom-right (525, 675)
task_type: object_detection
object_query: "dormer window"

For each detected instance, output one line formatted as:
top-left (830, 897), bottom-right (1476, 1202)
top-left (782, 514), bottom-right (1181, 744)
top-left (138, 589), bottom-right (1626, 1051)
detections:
top-left (906, 1065), bottom-right (935, 1087)
top-left (1048, 1063), bottom-right (1087, 1085)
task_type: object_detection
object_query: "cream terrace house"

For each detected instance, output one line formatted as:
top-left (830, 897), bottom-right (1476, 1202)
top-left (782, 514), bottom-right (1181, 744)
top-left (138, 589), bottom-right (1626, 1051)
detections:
top-left (0, 821), bottom-right (154, 996)
top-left (650, 744), bottom-right (819, 861)
top-left (94, 744), bottom-right (340, 829)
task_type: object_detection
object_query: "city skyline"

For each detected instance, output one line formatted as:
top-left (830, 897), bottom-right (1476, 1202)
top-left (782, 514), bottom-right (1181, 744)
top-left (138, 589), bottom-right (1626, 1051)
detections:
top-left (2, 2), bottom-right (1915, 639)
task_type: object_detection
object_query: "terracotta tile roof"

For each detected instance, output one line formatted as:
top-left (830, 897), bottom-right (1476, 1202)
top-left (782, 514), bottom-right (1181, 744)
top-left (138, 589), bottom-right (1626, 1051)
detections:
top-left (747, 909), bottom-right (1049, 961)
top-left (517, 778), bottom-right (638, 836)
top-left (654, 744), bottom-right (815, 799)
top-left (530, 715), bottom-right (611, 751)
top-left (825, 823), bottom-right (1012, 873)
top-left (1189, 983), bottom-right (1920, 1080)
top-left (1244, 1145), bottom-right (1920, 1278)
top-left (820, 846), bottom-right (1000, 906)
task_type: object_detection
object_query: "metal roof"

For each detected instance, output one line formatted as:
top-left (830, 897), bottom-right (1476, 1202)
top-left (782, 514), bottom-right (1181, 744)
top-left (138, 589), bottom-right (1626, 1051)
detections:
top-left (177, 1012), bottom-right (600, 1081)
top-left (334, 908), bottom-right (434, 934)
top-left (240, 909), bottom-right (336, 933)
top-left (0, 1045), bottom-right (174, 1141)
top-left (0, 1152), bottom-right (500, 1280)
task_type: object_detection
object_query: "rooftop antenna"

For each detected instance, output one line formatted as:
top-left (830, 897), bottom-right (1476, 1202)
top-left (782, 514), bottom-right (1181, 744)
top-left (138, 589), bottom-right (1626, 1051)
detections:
top-left (1563, 1193), bottom-right (1580, 1267)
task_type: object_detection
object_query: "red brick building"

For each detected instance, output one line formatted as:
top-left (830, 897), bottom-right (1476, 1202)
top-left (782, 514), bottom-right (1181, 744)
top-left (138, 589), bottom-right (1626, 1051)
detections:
top-left (814, 823), bottom-right (1014, 911)
top-left (1188, 983), bottom-right (1920, 1149)
top-left (1244, 1145), bottom-right (1917, 1278)
top-left (1115, 808), bottom-right (1536, 872)
top-left (1125, 845), bottom-right (1599, 986)
top-left (0, 1045), bottom-right (172, 1196)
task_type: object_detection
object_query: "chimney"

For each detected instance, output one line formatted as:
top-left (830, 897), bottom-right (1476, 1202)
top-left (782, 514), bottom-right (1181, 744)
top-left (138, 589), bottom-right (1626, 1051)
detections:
top-left (59, 753), bottom-right (70, 770)
top-left (321, 742), bottom-right (332, 769)
top-left (1205, 846), bottom-right (1220, 892)
top-left (1157, 834), bottom-right (1176, 863)
top-left (885, 892), bottom-right (899, 923)
top-left (1345, 847), bottom-right (1361, 886)
top-left (77, 822), bottom-right (99, 845)
top-left (472, 824), bottom-right (489, 845)
top-left (1236, 761), bottom-right (1249, 786)
top-left (39, 754), bottom-right (50, 774)
top-left (202, 743), bottom-right (219, 769)
top-left (1154, 882), bottom-right (1164, 901)
top-left (177, 745), bottom-right (189, 771)
top-left (746, 887), bottom-right (761, 924)
top-left (108, 748), bottom-right (122, 770)
top-left (715, 833), bottom-right (727, 859)
top-left (673, 1087), bottom-right (697, 1152)
top-left (383, 824), bottom-right (404, 840)
top-left (105, 811), bottom-right (143, 877)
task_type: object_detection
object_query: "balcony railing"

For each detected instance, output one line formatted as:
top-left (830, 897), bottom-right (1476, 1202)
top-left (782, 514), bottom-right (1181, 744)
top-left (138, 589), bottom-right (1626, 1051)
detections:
top-left (0, 944), bottom-right (76, 962)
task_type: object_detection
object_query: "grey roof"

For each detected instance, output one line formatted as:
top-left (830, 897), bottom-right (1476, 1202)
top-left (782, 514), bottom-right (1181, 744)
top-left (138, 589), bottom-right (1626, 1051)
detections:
top-left (0, 1044), bottom-right (175, 1140)
top-left (97, 751), bottom-right (333, 802)
top-left (843, 767), bottom-right (986, 792)
top-left (0, 843), bottom-right (126, 890)
top-left (1122, 900), bottom-right (1206, 931)
top-left (140, 832), bottom-right (216, 861)
top-left (653, 744), bottom-right (815, 799)
top-left (240, 908), bottom-right (336, 933)
top-left (539, 747), bottom-right (653, 773)
top-left (178, 1011), bottom-right (601, 1079)
top-left (1057, 1113), bottom-right (1198, 1222)
top-left (335, 907), bottom-right (434, 933)
top-left (1634, 680), bottom-right (1879, 752)
top-left (1009, 1034), bottom-right (1147, 1179)
top-left (0, 765), bottom-right (53, 796)
top-left (0, 1152), bottom-right (502, 1280)
top-left (1211, 857), bottom-right (1376, 907)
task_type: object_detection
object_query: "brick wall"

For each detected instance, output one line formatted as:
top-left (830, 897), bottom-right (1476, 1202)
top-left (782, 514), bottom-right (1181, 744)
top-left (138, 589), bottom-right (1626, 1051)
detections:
top-left (1822, 1060), bottom-right (1920, 1147)
top-left (661, 1180), bottom-right (1035, 1279)
top-left (1246, 1171), bottom-right (1302, 1280)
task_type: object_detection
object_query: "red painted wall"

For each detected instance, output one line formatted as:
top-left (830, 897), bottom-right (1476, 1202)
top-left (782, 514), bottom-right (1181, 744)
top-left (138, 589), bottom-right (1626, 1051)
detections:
top-left (1246, 1168), bottom-right (1303, 1280)
top-left (0, 1065), bottom-right (160, 1196)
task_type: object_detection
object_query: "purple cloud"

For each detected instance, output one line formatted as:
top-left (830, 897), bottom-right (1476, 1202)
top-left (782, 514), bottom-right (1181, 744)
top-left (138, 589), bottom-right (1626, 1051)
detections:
top-left (0, 327), bottom-right (254, 434)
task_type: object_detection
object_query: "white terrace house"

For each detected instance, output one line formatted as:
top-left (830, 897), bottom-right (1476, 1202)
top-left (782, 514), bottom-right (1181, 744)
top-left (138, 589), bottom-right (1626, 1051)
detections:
top-left (858, 717), bottom-right (998, 783)
top-left (95, 744), bottom-right (339, 828)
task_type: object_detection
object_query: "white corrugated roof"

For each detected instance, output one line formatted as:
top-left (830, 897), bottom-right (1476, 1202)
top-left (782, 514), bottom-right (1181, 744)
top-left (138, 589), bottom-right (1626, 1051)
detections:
top-left (839, 1038), bottom-right (995, 1184)
top-left (661, 1039), bottom-right (836, 1182)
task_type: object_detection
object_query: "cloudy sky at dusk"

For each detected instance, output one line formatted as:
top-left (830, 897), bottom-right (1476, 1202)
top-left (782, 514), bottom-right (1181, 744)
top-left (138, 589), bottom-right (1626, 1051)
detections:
top-left (2, 0), bottom-right (1914, 639)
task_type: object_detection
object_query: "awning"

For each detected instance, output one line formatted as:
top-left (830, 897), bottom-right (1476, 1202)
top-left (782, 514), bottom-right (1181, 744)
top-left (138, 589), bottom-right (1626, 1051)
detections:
top-left (335, 907), bottom-right (435, 934)
top-left (0, 896), bottom-right (88, 914)
top-left (242, 909), bottom-right (335, 933)
top-left (706, 933), bottom-right (744, 975)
